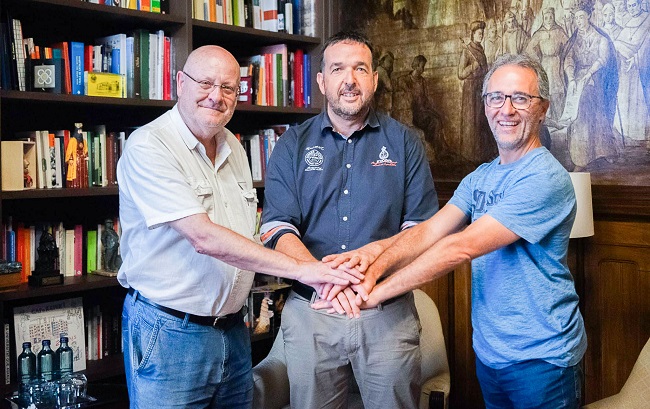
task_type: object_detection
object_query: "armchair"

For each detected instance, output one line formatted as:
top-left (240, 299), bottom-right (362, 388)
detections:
top-left (582, 336), bottom-right (650, 408)
top-left (252, 289), bottom-right (451, 409)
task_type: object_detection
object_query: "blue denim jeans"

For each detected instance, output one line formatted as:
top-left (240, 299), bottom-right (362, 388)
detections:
top-left (476, 357), bottom-right (582, 409)
top-left (122, 292), bottom-right (253, 409)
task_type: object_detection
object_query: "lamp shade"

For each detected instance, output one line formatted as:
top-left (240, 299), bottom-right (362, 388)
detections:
top-left (569, 172), bottom-right (594, 238)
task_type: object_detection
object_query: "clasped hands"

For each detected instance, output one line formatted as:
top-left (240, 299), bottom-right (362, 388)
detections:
top-left (310, 248), bottom-right (381, 318)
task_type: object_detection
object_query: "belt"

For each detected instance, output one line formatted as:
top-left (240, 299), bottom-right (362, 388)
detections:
top-left (127, 287), bottom-right (244, 330)
top-left (291, 281), bottom-right (402, 307)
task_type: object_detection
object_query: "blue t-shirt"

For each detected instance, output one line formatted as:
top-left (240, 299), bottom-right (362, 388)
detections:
top-left (261, 110), bottom-right (438, 259)
top-left (448, 147), bottom-right (587, 368)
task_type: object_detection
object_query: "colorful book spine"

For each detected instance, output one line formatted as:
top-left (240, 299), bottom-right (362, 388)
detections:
top-left (69, 41), bottom-right (85, 95)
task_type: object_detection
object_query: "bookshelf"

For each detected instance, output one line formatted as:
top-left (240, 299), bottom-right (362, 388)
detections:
top-left (0, 0), bottom-right (323, 396)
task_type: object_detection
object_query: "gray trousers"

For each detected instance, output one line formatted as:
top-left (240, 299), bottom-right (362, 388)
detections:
top-left (281, 290), bottom-right (421, 409)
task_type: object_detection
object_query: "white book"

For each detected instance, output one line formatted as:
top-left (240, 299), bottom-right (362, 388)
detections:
top-left (65, 229), bottom-right (75, 277)
top-left (156, 30), bottom-right (165, 101)
top-left (261, 0), bottom-right (278, 31)
top-left (40, 131), bottom-right (53, 189)
top-left (126, 36), bottom-right (134, 98)
top-left (252, 0), bottom-right (262, 29)
top-left (96, 223), bottom-right (104, 271)
top-left (29, 226), bottom-right (36, 274)
top-left (53, 138), bottom-right (63, 188)
top-left (193, 0), bottom-right (204, 20)
top-left (285, 2), bottom-right (293, 34)
top-left (216, 0), bottom-right (224, 23)
top-left (247, 134), bottom-right (263, 182)
top-left (148, 32), bottom-right (158, 99)
top-left (55, 222), bottom-right (65, 274)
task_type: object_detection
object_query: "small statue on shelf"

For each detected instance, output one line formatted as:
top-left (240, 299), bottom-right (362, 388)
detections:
top-left (94, 219), bottom-right (122, 276)
top-left (23, 159), bottom-right (33, 188)
top-left (33, 227), bottom-right (59, 275)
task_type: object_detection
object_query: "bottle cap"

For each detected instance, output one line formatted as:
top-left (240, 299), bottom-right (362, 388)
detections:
top-left (22, 342), bottom-right (31, 348)
top-left (60, 336), bottom-right (69, 343)
top-left (42, 339), bottom-right (51, 346)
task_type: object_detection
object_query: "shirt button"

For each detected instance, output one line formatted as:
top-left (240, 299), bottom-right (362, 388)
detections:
top-left (341, 245), bottom-right (347, 250)
top-left (344, 189), bottom-right (349, 195)
top-left (346, 164), bottom-right (351, 169)
top-left (347, 139), bottom-right (352, 144)
top-left (342, 216), bottom-right (348, 221)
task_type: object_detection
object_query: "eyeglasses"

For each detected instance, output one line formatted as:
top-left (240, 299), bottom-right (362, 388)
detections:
top-left (482, 92), bottom-right (544, 110)
top-left (182, 71), bottom-right (240, 97)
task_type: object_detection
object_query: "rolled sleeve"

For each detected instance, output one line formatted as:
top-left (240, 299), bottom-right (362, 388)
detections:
top-left (260, 130), bottom-right (302, 248)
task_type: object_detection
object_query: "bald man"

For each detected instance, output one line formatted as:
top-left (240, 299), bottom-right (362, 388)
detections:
top-left (117, 45), bottom-right (364, 409)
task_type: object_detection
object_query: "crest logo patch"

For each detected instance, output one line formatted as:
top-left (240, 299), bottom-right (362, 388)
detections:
top-left (371, 146), bottom-right (397, 167)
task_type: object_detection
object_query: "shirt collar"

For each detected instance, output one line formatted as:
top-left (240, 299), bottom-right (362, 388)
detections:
top-left (320, 108), bottom-right (381, 137)
top-left (170, 104), bottom-right (233, 169)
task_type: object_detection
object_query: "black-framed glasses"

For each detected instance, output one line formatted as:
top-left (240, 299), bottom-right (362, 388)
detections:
top-left (482, 92), bottom-right (544, 110)
top-left (182, 71), bottom-right (240, 97)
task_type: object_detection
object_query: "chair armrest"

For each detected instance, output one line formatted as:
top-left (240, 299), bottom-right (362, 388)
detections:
top-left (420, 372), bottom-right (451, 409)
top-left (252, 355), bottom-right (290, 409)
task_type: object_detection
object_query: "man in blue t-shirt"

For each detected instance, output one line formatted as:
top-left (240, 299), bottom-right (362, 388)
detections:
top-left (340, 53), bottom-right (587, 408)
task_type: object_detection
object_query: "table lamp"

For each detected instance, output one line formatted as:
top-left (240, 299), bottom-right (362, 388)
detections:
top-left (569, 172), bottom-right (594, 239)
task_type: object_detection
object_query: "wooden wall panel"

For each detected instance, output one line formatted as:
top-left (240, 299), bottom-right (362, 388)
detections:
top-left (582, 221), bottom-right (650, 404)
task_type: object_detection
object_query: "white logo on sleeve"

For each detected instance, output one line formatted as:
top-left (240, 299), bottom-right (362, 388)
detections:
top-left (371, 146), bottom-right (397, 167)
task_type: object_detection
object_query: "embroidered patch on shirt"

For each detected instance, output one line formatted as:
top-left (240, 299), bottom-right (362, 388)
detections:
top-left (371, 146), bottom-right (398, 167)
top-left (304, 146), bottom-right (324, 171)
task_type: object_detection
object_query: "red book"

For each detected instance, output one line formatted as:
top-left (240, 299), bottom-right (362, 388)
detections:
top-left (163, 36), bottom-right (171, 100)
top-left (16, 224), bottom-right (27, 282)
top-left (74, 224), bottom-right (83, 276)
top-left (293, 49), bottom-right (304, 108)
top-left (84, 44), bottom-right (93, 72)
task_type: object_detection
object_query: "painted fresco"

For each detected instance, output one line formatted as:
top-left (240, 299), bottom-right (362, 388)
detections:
top-left (341, 0), bottom-right (650, 185)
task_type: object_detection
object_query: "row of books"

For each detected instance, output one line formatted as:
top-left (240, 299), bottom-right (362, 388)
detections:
top-left (193, 0), bottom-right (316, 36)
top-left (15, 126), bottom-right (125, 191)
top-left (84, 303), bottom-right (123, 361)
top-left (239, 45), bottom-right (311, 108)
top-left (3, 218), bottom-right (121, 283)
top-left (0, 16), bottom-right (174, 100)
top-left (239, 124), bottom-right (290, 182)
top-left (84, 0), bottom-right (170, 14)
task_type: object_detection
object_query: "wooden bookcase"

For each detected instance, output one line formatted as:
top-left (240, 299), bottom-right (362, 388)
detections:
top-left (0, 0), bottom-right (323, 395)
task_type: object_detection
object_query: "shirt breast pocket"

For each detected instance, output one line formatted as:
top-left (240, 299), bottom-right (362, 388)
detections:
top-left (239, 183), bottom-right (259, 235)
top-left (190, 178), bottom-right (214, 214)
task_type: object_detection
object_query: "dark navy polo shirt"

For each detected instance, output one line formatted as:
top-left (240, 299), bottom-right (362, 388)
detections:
top-left (261, 109), bottom-right (438, 260)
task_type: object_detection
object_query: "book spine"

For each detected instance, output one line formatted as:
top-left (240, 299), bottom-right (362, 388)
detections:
top-left (69, 42), bottom-right (84, 95)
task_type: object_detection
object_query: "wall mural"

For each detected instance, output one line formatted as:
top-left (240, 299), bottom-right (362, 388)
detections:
top-left (340, 0), bottom-right (650, 185)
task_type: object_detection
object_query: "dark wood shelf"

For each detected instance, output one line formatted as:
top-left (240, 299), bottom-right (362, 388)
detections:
top-left (0, 90), bottom-right (176, 108)
top-left (0, 275), bottom-right (123, 302)
top-left (1, 187), bottom-right (119, 200)
top-left (192, 20), bottom-right (321, 49)
top-left (5, 0), bottom-right (185, 27)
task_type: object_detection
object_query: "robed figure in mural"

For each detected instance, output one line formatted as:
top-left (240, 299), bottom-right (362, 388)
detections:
top-left (397, 55), bottom-right (448, 161)
top-left (611, 0), bottom-right (650, 142)
top-left (458, 21), bottom-right (497, 164)
top-left (562, 0), bottom-right (619, 171)
top-left (525, 7), bottom-right (569, 120)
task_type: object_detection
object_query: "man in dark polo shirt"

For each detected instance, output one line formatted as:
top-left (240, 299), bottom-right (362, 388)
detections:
top-left (260, 31), bottom-right (438, 408)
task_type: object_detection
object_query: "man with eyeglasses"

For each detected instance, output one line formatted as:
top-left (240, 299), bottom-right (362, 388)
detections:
top-left (117, 45), bottom-right (364, 409)
top-left (346, 53), bottom-right (587, 408)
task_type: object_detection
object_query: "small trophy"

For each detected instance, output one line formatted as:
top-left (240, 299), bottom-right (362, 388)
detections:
top-left (29, 227), bottom-right (64, 286)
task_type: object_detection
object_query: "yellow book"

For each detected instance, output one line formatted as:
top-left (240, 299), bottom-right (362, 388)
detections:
top-left (86, 72), bottom-right (126, 98)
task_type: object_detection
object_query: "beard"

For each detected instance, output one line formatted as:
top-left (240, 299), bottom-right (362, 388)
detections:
top-left (325, 84), bottom-right (373, 121)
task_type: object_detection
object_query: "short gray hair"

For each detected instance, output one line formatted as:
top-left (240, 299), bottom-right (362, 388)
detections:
top-left (482, 54), bottom-right (550, 100)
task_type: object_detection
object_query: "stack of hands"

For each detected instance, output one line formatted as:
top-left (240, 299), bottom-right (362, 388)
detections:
top-left (297, 247), bottom-right (382, 319)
